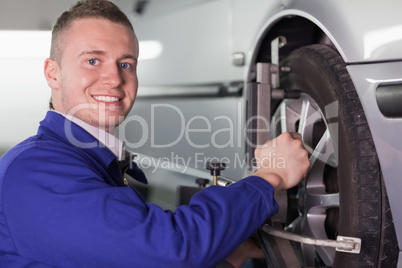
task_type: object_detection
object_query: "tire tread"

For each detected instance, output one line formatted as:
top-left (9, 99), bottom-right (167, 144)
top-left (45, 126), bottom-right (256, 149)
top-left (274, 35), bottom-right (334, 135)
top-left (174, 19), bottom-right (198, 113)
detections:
top-left (288, 44), bottom-right (398, 267)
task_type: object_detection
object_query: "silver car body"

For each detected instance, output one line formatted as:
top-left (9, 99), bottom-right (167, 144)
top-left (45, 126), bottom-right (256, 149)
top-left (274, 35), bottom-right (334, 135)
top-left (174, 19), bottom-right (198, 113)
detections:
top-left (121, 0), bottom-right (402, 264)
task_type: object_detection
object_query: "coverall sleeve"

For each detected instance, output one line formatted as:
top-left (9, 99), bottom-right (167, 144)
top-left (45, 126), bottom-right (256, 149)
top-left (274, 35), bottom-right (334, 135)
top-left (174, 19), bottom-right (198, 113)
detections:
top-left (2, 146), bottom-right (278, 268)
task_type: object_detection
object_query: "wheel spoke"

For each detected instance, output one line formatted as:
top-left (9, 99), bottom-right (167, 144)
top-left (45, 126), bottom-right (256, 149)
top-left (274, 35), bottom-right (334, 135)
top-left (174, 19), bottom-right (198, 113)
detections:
top-left (298, 98), bottom-right (322, 147)
top-left (297, 99), bottom-right (309, 134)
top-left (300, 189), bottom-right (339, 265)
top-left (280, 102), bottom-right (288, 132)
top-left (299, 210), bottom-right (337, 266)
top-left (270, 102), bottom-right (285, 138)
top-left (306, 191), bottom-right (339, 212)
top-left (309, 128), bottom-right (337, 169)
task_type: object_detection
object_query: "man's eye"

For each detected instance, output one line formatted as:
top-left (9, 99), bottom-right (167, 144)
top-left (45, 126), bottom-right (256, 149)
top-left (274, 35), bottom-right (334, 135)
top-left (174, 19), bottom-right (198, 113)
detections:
top-left (120, 62), bottom-right (131, 69)
top-left (88, 59), bottom-right (99, 66)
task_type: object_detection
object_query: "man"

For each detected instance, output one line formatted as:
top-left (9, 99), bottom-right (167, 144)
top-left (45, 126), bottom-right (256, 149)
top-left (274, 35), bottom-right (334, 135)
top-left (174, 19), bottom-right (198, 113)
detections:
top-left (0, 0), bottom-right (310, 267)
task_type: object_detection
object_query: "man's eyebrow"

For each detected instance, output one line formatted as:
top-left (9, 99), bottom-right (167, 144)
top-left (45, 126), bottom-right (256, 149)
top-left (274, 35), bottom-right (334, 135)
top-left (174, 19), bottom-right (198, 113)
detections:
top-left (120, 54), bottom-right (137, 61)
top-left (78, 50), bottom-right (105, 57)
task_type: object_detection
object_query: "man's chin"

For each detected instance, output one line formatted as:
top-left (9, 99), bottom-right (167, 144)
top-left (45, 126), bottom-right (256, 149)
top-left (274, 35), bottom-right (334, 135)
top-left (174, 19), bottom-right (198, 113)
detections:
top-left (99, 118), bottom-right (126, 133)
top-left (66, 107), bottom-right (126, 131)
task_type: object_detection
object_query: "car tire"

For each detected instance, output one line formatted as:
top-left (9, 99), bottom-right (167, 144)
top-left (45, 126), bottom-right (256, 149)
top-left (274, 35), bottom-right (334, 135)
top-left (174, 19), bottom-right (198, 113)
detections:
top-left (266, 44), bottom-right (398, 267)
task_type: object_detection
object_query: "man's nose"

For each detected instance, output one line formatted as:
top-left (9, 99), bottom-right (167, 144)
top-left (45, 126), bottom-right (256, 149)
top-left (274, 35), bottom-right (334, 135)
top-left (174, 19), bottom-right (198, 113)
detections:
top-left (102, 65), bottom-right (122, 88)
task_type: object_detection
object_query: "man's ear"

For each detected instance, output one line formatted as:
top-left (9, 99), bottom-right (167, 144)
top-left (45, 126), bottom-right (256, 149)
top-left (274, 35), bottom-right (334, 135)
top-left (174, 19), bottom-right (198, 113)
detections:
top-left (44, 58), bottom-right (60, 89)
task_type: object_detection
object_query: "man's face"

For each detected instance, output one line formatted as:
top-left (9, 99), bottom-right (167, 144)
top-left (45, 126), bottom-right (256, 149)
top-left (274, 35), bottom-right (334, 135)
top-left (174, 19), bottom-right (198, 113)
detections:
top-left (46, 18), bottom-right (139, 132)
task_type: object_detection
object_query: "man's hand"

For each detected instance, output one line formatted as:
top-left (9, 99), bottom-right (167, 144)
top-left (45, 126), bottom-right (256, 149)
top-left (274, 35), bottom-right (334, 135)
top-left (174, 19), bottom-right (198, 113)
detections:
top-left (224, 238), bottom-right (264, 268)
top-left (254, 132), bottom-right (310, 194)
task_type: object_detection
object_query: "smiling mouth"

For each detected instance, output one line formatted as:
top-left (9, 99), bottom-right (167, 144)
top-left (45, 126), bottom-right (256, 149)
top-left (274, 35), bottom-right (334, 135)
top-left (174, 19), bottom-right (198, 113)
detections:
top-left (93, 96), bottom-right (121, 103)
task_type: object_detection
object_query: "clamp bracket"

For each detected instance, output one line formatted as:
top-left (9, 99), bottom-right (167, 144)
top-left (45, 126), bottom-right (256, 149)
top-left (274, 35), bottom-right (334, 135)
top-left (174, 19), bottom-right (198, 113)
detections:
top-left (246, 36), bottom-right (291, 166)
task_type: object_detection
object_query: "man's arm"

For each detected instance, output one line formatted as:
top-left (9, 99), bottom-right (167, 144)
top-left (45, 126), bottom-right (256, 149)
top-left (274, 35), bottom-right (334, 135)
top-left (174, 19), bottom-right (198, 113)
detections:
top-left (225, 132), bottom-right (310, 267)
top-left (1, 132), bottom-right (308, 268)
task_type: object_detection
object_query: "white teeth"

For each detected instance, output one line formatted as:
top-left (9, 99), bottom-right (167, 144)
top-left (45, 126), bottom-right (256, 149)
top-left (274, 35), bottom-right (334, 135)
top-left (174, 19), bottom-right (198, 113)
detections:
top-left (93, 96), bottom-right (119, 102)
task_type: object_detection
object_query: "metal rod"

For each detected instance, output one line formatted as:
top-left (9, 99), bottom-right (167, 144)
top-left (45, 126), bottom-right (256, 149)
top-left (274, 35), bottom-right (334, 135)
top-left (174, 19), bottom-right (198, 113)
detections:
top-left (261, 224), bottom-right (361, 254)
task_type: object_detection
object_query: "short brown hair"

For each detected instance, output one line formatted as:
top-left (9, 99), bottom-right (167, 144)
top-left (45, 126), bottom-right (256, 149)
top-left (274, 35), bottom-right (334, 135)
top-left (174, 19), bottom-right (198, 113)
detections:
top-left (50, 0), bottom-right (134, 62)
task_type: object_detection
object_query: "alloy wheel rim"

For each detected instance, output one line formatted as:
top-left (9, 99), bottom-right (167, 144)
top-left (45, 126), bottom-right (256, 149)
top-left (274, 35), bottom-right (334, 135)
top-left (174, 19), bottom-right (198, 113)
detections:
top-left (270, 93), bottom-right (340, 265)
